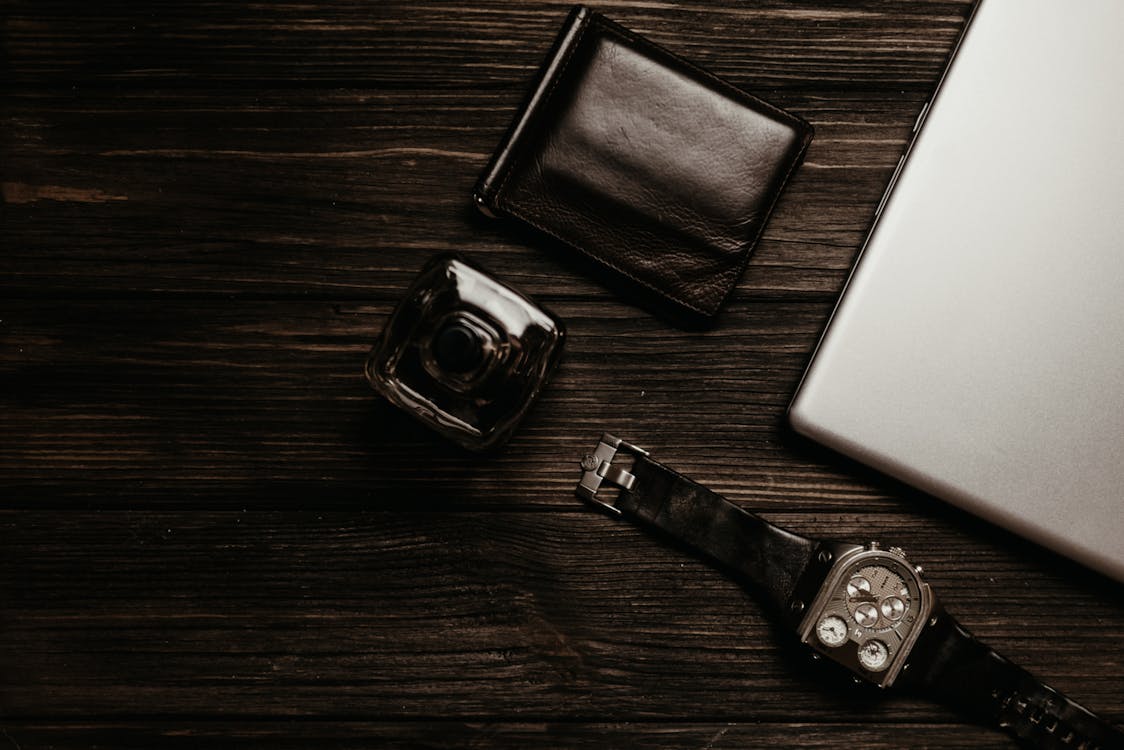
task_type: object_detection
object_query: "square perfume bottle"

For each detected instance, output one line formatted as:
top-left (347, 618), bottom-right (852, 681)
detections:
top-left (366, 254), bottom-right (565, 451)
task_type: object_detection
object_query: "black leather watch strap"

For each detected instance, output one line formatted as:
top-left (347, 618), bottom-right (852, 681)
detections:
top-left (902, 607), bottom-right (1124, 749)
top-left (576, 434), bottom-right (1122, 748)
top-left (577, 434), bottom-right (817, 619)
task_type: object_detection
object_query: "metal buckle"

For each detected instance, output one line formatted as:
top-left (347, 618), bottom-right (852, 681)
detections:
top-left (576, 433), bottom-right (649, 514)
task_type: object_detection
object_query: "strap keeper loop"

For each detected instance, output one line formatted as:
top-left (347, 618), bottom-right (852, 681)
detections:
top-left (576, 433), bottom-right (649, 513)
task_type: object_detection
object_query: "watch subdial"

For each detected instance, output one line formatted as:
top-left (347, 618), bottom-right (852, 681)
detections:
top-left (858, 639), bottom-right (890, 672)
top-left (844, 566), bottom-right (912, 632)
top-left (815, 615), bottom-right (849, 648)
top-left (881, 596), bottom-right (906, 621)
top-left (846, 576), bottom-right (872, 599)
top-left (853, 603), bottom-right (879, 628)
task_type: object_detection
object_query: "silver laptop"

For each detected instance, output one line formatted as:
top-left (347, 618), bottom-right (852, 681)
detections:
top-left (788, 0), bottom-right (1124, 583)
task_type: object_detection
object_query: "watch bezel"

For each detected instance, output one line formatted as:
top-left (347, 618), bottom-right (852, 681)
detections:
top-left (798, 546), bottom-right (933, 688)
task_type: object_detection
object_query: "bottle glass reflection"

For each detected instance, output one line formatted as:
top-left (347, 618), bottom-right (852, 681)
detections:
top-left (366, 254), bottom-right (565, 451)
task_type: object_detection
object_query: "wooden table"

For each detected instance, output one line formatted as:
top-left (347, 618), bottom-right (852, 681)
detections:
top-left (3, 2), bottom-right (1121, 747)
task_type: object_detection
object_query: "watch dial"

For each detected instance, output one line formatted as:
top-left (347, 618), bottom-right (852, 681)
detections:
top-left (858, 639), bottom-right (890, 671)
top-left (816, 615), bottom-right (848, 647)
top-left (881, 596), bottom-right (906, 621)
top-left (846, 576), bottom-right (871, 598)
top-left (844, 564), bottom-right (913, 633)
top-left (853, 602), bottom-right (879, 628)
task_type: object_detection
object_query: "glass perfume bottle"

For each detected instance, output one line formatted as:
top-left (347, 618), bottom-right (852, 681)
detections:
top-left (366, 254), bottom-right (566, 451)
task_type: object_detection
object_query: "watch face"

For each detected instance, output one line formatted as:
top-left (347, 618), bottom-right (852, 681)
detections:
top-left (801, 548), bottom-right (931, 688)
top-left (815, 614), bottom-right (848, 647)
top-left (843, 564), bottom-right (914, 634)
top-left (857, 639), bottom-right (890, 671)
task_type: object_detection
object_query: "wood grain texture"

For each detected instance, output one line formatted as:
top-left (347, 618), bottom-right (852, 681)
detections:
top-left (3, 1), bottom-right (1121, 748)
top-left (0, 721), bottom-right (1013, 750)
top-left (1, 511), bottom-right (1120, 723)
top-left (2, 297), bottom-right (889, 507)
top-left (0, 87), bottom-right (905, 301)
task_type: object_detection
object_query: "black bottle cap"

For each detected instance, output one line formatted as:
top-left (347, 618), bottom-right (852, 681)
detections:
top-left (433, 321), bottom-right (485, 374)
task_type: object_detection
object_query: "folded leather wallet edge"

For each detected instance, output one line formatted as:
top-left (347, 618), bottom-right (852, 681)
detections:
top-left (473, 5), bottom-right (593, 216)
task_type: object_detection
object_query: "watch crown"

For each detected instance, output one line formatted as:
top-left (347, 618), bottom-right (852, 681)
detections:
top-left (889, 546), bottom-right (906, 558)
top-left (868, 541), bottom-right (881, 551)
top-left (914, 564), bottom-right (924, 576)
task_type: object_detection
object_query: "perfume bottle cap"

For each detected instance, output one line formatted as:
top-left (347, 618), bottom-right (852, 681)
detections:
top-left (433, 321), bottom-right (485, 374)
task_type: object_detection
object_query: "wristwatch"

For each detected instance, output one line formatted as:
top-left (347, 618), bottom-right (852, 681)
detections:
top-left (576, 433), bottom-right (1123, 750)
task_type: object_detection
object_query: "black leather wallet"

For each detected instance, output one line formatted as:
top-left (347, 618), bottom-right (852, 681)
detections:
top-left (474, 5), bottom-right (813, 324)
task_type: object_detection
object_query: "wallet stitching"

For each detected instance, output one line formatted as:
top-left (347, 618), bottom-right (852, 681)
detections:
top-left (496, 10), bottom-right (813, 318)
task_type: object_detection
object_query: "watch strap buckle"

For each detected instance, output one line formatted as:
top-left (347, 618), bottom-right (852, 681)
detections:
top-left (576, 433), bottom-right (649, 513)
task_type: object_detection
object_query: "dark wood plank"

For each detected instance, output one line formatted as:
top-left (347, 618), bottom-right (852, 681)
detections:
top-left (0, 297), bottom-right (962, 513)
top-left (5, 2), bottom-right (968, 88)
top-left (0, 510), bottom-right (1120, 727)
top-left (2, 0), bottom-right (971, 301)
top-left (1, 87), bottom-right (917, 301)
top-left (0, 721), bottom-right (1016, 749)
